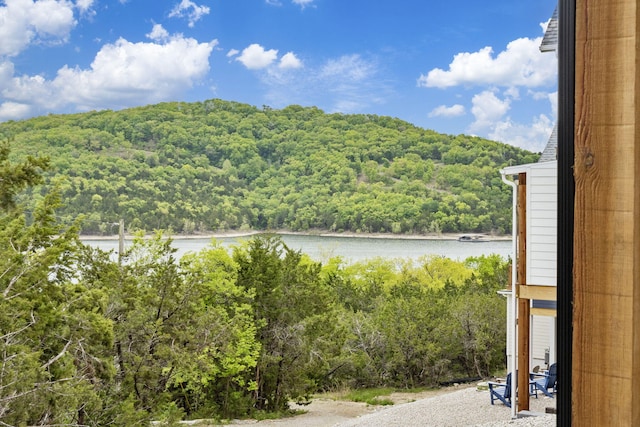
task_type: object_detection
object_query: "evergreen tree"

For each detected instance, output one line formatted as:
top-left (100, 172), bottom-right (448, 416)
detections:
top-left (0, 141), bottom-right (112, 425)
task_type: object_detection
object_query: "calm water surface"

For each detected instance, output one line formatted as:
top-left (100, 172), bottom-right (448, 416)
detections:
top-left (84, 234), bottom-right (512, 264)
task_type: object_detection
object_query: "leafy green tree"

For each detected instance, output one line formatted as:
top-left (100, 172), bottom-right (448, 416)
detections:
top-left (434, 255), bottom-right (509, 378)
top-left (1, 99), bottom-right (538, 236)
top-left (173, 244), bottom-right (261, 418)
top-left (233, 236), bottom-right (335, 412)
top-left (374, 281), bottom-right (446, 387)
top-left (332, 255), bottom-right (508, 388)
top-left (0, 141), bottom-right (49, 210)
top-left (443, 292), bottom-right (506, 378)
top-left (74, 245), bottom-right (148, 426)
top-left (0, 142), bottom-right (113, 425)
top-left (0, 129), bottom-right (519, 422)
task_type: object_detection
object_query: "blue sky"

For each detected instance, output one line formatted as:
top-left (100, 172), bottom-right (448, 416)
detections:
top-left (0, 0), bottom-right (557, 152)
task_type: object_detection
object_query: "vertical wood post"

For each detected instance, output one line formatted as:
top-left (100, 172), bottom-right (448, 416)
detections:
top-left (516, 173), bottom-right (530, 411)
top-left (573, 0), bottom-right (640, 424)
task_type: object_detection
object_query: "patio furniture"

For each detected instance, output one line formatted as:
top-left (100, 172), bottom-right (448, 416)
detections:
top-left (488, 373), bottom-right (513, 407)
top-left (530, 363), bottom-right (557, 398)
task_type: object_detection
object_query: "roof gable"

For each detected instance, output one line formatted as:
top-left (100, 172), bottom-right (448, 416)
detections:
top-left (540, 7), bottom-right (558, 53)
top-left (539, 123), bottom-right (558, 162)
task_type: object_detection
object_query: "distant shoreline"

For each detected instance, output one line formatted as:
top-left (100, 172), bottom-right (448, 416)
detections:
top-left (79, 230), bottom-right (512, 242)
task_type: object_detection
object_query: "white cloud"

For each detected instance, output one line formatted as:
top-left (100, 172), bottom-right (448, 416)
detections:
top-left (0, 101), bottom-right (33, 120)
top-left (292, 0), bottom-right (314, 8)
top-left (540, 18), bottom-right (551, 34)
top-left (169, 0), bottom-right (210, 28)
top-left (260, 53), bottom-right (390, 114)
top-left (266, 0), bottom-right (313, 7)
top-left (29, 0), bottom-right (76, 38)
top-left (529, 89), bottom-right (557, 118)
top-left (504, 86), bottom-right (520, 100)
top-left (227, 49), bottom-right (239, 57)
top-left (320, 54), bottom-right (373, 81)
top-left (52, 35), bottom-right (216, 109)
top-left (417, 21), bottom-right (558, 152)
top-left (547, 91), bottom-right (558, 118)
top-left (428, 104), bottom-right (465, 118)
top-left (464, 89), bottom-right (554, 152)
top-left (0, 60), bottom-right (15, 91)
top-left (75, 0), bottom-right (95, 15)
top-left (279, 52), bottom-right (302, 69)
top-left (0, 30), bottom-right (217, 120)
top-left (318, 55), bottom-right (383, 112)
top-left (332, 99), bottom-right (363, 112)
top-left (417, 36), bottom-right (556, 89)
top-left (469, 90), bottom-right (511, 133)
top-left (146, 24), bottom-right (170, 42)
top-left (236, 44), bottom-right (279, 69)
top-left (0, 0), bottom-right (77, 57)
top-left (489, 114), bottom-right (554, 153)
top-left (529, 90), bottom-right (549, 101)
top-left (2, 74), bottom-right (52, 106)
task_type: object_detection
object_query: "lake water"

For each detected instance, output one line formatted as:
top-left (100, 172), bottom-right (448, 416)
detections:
top-left (83, 234), bottom-right (513, 264)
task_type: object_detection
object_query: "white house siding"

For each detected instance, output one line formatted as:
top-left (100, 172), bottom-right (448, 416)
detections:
top-left (526, 162), bottom-right (558, 366)
top-left (502, 160), bottom-right (558, 368)
top-left (505, 293), bottom-right (515, 373)
top-left (527, 162), bottom-right (557, 286)
top-left (532, 316), bottom-right (554, 367)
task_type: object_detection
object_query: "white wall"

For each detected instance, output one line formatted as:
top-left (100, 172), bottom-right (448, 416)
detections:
top-left (526, 161), bottom-right (557, 366)
top-left (532, 315), bottom-right (554, 367)
top-left (500, 161), bottom-right (559, 373)
top-left (527, 162), bottom-right (558, 287)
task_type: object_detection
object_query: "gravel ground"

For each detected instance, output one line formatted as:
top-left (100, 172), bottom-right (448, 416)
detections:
top-left (334, 387), bottom-right (556, 427)
top-left (206, 386), bottom-right (556, 427)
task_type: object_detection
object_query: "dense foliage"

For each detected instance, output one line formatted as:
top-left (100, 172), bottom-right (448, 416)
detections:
top-left (0, 146), bottom-right (509, 425)
top-left (0, 99), bottom-right (538, 235)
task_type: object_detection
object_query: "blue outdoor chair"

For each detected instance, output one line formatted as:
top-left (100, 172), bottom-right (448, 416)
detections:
top-left (530, 363), bottom-right (557, 398)
top-left (488, 373), bottom-right (512, 407)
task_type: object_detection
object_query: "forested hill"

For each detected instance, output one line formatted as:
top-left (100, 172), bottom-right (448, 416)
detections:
top-left (1, 99), bottom-right (539, 235)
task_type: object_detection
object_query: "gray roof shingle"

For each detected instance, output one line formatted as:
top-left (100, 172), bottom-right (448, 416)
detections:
top-left (538, 6), bottom-right (558, 163)
top-left (539, 123), bottom-right (558, 162)
top-left (540, 7), bottom-right (558, 53)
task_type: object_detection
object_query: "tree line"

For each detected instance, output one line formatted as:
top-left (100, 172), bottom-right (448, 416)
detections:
top-left (1, 145), bottom-right (508, 425)
top-left (0, 99), bottom-right (539, 235)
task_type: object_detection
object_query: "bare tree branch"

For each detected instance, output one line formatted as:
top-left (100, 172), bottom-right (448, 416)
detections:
top-left (41, 339), bottom-right (72, 371)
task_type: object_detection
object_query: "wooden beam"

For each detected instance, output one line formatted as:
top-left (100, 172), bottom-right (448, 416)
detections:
top-left (517, 298), bottom-right (531, 412)
top-left (573, 0), bottom-right (640, 424)
top-left (519, 285), bottom-right (557, 301)
top-left (516, 172), bottom-right (530, 412)
top-left (531, 308), bottom-right (556, 317)
top-left (517, 173), bottom-right (527, 279)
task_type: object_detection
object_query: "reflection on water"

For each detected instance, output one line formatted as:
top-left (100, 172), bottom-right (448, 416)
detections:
top-left (83, 234), bottom-right (512, 264)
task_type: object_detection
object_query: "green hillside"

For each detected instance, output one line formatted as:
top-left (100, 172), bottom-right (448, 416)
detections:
top-left (0, 99), bottom-right (538, 235)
